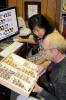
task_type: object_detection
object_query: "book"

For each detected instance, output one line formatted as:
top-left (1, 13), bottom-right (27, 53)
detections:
top-left (0, 53), bottom-right (39, 97)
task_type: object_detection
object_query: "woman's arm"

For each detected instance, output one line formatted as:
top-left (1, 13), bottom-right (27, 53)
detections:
top-left (15, 37), bottom-right (36, 44)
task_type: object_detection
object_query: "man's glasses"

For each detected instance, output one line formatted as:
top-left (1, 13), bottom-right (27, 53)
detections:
top-left (43, 48), bottom-right (57, 52)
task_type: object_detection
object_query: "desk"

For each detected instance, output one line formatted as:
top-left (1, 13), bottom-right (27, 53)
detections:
top-left (0, 54), bottom-right (11, 100)
top-left (0, 48), bottom-right (3, 60)
top-left (0, 56), bottom-right (3, 61)
top-left (0, 42), bottom-right (23, 100)
top-left (0, 42), bottom-right (46, 100)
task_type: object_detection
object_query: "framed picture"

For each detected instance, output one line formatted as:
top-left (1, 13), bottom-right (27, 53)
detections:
top-left (24, 2), bottom-right (41, 20)
top-left (63, 0), bottom-right (66, 11)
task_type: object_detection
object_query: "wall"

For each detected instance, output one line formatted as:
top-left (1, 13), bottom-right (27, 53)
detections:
top-left (8, 0), bottom-right (61, 30)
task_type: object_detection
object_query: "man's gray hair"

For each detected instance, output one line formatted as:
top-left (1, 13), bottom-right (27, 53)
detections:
top-left (44, 32), bottom-right (66, 52)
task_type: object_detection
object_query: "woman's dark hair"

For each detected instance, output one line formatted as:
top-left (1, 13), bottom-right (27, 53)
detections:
top-left (28, 14), bottom-right (55, 39)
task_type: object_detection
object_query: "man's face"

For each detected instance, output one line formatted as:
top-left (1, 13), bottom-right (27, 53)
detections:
top-left (43, 39), bottom-right (54, 61)
top-left (43, 38), bottom-right (60, 63)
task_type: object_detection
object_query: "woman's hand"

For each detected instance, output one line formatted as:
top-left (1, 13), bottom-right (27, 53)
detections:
top-left (14, 36), bottom-right (36, 44)
top-left (32, 83), bottom-right (43, 93)
top-left (14, 37), bottom-right (23, 42)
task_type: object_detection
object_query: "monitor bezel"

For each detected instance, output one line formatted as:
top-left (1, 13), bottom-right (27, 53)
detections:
top-left (0, 7), bottom-right (19, 42)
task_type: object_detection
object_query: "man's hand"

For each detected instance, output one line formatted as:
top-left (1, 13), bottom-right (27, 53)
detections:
top-left (38, 60), bottom-right (51, 76)
top-left (32, 83), bottom-right (43, 93)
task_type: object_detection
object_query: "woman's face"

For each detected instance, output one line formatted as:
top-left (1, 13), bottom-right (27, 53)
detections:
top-left (33, 26), bottom-right (46, 38)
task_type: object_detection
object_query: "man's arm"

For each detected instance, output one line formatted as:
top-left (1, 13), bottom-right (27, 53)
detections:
top-left (40, 80), bottom-right (66, 100)
top-left (33, 84), bottom-right (57, 100)
top-left (33, 76), bottom-right (66, 100)
top-left (35, 55), bottom-right (49, 65)
top-left (38, 60), bottom-right (51, 76)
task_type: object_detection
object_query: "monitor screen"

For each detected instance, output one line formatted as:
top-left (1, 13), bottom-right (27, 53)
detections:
top-left (0, 7), bottom-right (18, 41)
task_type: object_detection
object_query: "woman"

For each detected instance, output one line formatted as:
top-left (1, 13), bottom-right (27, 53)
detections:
top-left (16, 14), bottom-right (54, 43)
top-left (16, 14), bottom-right (55, 56)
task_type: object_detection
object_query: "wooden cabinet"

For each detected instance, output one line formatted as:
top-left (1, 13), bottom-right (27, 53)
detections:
top-left (7, 0), bottom-right (66, 38)
top-left (8, 0), bottom-right (61, 30)
top-left (8, 0), bottom-right (23, 17)
top-left (1, 0), bottom-right (65, 37)
top-left (59, 0), bottom-right (66, 39)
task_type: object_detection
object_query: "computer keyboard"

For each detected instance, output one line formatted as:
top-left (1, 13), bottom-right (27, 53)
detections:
top-left (3, 38), bottom-right (14, 44)
top-left (0, 42), bottom-right (10, 49)
top-left (0, 42), bottom-right (23, 57)
top-left (0, 38), bottom-right (15, 49)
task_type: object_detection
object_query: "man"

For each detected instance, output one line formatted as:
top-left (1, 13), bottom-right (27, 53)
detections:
top-left (33, 33), bottom-right (66, 100)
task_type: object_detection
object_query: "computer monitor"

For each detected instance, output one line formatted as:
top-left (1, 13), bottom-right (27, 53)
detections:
top-left (0, 7), bottom-right (18, 41)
